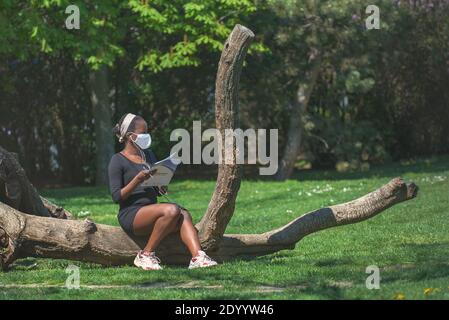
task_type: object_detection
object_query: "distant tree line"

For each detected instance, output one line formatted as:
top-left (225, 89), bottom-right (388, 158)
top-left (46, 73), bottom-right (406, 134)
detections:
top-left (0, 0), bottom-right (448, 186)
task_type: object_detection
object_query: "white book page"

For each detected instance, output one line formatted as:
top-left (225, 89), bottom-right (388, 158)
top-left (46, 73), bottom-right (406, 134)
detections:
top-left (140, 165), bottom-right (174, 187)
top-left (140, 153), bottom-right (180, 187)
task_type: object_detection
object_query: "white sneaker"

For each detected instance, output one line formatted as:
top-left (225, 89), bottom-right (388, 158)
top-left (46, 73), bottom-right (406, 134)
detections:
top-left (188, 250), bottom-right (218, 269)
top-left (134, 250), bottom-right (163, 270)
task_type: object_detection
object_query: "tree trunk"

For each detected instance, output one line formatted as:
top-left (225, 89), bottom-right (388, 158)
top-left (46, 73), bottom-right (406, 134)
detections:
top-left (89, 65), bottom-right (115, 186)
top-left (0, 177), bottom-right (418, 270)
top-left (114, 58), bottom-right (130, 117)
top-left (275, 98), bottom-right (304, 181)
top-left (196, 24), bottom-right (255, 251)
top-left (0, 146), bottom-right (70, 219)
top-left (275, 58), bottom-right (321, 181)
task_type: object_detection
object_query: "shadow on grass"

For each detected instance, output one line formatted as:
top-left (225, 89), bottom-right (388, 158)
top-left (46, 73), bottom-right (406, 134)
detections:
top-left (164, 241), bottom-right (449, 299)
top-left (5, 242), bottom-right (447, 299)
top-left (378, 242), bottom-right (449, 284)
top-left (171, 155), bottom-right (449, 183)
top-left (38, 156), bottom-right (449, 193)
top-left (287, 156), bottom-right (449, 182)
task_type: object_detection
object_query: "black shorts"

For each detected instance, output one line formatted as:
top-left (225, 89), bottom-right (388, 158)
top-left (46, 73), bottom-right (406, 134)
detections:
top-left (118, 202), bottom-right (186, 235)
top-left (118, 205), bottom-right (142, 235)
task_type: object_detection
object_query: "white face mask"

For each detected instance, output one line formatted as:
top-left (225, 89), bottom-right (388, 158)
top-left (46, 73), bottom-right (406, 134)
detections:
top-left (130, 132), bottom-right (152, 149)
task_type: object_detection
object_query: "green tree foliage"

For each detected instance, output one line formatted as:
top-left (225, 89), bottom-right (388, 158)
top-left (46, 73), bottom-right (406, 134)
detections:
top-left (0, 0), bottom-right (262, 184)
top-left (247, 0), bottom-right (449, 172)
top-left (0, 0), bottom-right (260, 69)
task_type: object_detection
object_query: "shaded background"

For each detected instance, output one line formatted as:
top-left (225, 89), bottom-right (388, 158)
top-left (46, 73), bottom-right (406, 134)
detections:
top-left (1, 0), bottom-right (448, 187)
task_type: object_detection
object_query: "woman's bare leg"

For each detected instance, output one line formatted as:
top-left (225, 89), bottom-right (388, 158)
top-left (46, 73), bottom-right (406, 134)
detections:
top-left (132, 203), bottom-right (182, 252)
top-left (179, 209), bottom-right (201, 258)
top-left (133, 204), bottom-right (203, 258)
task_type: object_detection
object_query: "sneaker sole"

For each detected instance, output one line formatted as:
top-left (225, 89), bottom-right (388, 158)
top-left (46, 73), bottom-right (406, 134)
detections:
top-left (134, 259), bottom-right (163, 270)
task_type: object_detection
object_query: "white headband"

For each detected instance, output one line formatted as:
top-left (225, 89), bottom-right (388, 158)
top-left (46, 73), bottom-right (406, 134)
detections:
top-left (119, 113), bottom-right (136, 140)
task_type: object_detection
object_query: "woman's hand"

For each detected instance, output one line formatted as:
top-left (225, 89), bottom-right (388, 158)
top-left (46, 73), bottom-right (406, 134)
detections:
top-left (120, 169), bottom-right (157, 202)
top-left (135, 169), bottom-right (156, 183)
top-left (156, 186), bottom-right (168, 195)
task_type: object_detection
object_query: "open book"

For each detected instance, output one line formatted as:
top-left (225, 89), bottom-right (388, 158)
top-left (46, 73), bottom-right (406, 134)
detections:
top-left (140, 153), bottom-right (181, 187)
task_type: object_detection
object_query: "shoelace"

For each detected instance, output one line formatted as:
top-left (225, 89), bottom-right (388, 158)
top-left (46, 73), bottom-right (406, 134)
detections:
top-left (142, 252), bottom-right (161, 264)
top-left (149, 255), bottom-right (161, 264)
top-left (197, 252), bottom-right (214, 263)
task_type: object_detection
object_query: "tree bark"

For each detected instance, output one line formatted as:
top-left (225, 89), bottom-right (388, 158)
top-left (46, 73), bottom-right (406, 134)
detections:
top-left (89, 65), bottom-right (115, 186)
top-left (0, 146), bottom-right (47, 216)
top-left (196, 24), bottom-right (255, 251)
top-left (0, 177), bottom-right (418, 270)
top-left (0, 146), bottom-right (71, 219)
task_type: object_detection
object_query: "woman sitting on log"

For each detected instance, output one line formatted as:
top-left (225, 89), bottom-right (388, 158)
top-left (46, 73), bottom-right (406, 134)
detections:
top-left (108, 113), bottom-right (218, 270)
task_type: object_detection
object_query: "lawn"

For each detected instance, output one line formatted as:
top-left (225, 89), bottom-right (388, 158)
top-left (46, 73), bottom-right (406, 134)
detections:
top-left (0, 156), bottom-right (448, 300)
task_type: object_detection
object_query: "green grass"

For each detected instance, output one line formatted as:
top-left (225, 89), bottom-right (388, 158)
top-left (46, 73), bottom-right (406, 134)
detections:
top-left (1, 156), bottom-right (448, 300)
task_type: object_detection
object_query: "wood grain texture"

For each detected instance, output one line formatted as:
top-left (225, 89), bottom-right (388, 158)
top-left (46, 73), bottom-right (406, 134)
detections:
top-left (196, 24), bottom-right (255, 251)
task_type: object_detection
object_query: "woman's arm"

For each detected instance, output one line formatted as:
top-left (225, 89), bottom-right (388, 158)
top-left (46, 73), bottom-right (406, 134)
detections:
top-left (108, 156), bottom-right (124, 203)
top-left (119, 170), bottom-right (153, 201)
top-left (108, 156), bottom-right (153, 203)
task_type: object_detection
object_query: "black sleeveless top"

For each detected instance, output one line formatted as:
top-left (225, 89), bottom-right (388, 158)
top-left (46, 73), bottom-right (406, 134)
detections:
top-left (107, 149), bottom-right (159, 212)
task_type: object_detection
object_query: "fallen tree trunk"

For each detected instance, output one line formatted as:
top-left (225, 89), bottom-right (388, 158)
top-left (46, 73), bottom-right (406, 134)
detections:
top-left (0, 177), bottom-right (418, 269)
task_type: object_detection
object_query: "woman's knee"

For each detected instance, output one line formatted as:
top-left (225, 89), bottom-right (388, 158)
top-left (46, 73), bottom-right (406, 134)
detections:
top-left (180, 209), bottom-right (192, 221)
top-left (163, 204), bottom-right (182, 220)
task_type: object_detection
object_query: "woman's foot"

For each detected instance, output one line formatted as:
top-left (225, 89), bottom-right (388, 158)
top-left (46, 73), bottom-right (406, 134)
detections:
top-left (134, 250), bottom-right (163, 270)
top-left (188, 250), bottom-right (218, 269)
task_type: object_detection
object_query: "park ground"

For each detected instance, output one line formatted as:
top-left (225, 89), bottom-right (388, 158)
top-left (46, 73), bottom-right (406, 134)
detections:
top-left (0, 156), bottom-right (448, 300)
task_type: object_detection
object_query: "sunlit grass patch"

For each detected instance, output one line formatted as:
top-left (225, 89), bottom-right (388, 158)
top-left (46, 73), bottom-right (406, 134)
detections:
top-left (1, 156), bottom-right (448, 299)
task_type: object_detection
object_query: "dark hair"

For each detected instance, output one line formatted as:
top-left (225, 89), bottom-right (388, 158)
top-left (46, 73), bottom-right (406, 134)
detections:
top-left (112, 114), bottom-right (145, 143)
